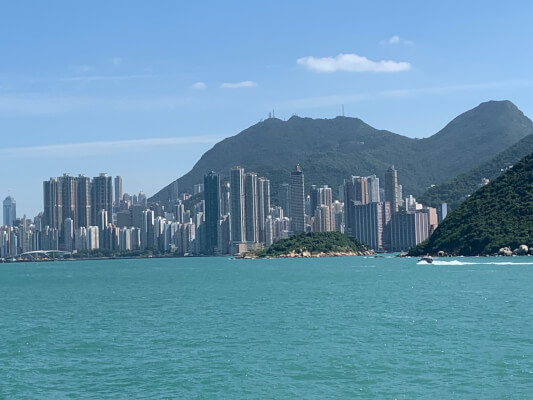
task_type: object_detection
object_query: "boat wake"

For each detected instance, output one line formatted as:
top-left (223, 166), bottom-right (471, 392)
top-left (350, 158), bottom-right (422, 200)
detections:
top-left (420, 260), bottom-right (533, 266)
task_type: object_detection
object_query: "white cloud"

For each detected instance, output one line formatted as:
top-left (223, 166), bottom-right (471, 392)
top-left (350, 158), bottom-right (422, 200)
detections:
top-left (0, 136), bottom-right (225, 159)
top-left (220, 81), bottom-right (257, 89)
top-left (381, 35), bottom-right (414, 46)
top-left (297, 53), bottom-right (411, 73)
top-left (191, 81), bottom-right (207, 90)
top-left (112, 57), bottom-right (122, 65)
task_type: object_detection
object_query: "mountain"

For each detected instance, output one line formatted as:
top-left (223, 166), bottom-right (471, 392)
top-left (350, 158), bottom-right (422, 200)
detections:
top-left (418, 134), bottom-right (533, 209)
top-left (409, 152), bottom-right (533, 256)
top-left (150, 100), bottom-right (533, 204)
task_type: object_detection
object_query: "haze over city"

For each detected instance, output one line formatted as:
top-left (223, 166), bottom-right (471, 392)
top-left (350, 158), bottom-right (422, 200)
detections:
top-left (2, 1), bottom-right (533, 222)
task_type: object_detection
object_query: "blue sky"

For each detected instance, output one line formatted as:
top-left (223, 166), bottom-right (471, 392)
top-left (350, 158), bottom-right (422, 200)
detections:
top-left (2, 0), bottom-right (533, 222)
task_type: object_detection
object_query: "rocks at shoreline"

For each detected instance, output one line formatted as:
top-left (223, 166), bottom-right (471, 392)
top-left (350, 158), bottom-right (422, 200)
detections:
top-left (239, 249), bottom-right (374, 259)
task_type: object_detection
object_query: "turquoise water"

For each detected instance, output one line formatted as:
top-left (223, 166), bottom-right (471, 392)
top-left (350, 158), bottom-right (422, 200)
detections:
top-left (1, 256), bottom-right (532, 399)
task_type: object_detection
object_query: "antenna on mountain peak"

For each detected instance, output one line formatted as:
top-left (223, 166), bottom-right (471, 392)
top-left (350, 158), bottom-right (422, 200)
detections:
top-left (342, 104), bottom-right (345, 117)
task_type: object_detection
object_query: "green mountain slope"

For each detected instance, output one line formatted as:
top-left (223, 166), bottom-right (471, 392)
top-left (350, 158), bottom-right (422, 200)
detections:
top-left (150, 100), bottom-right (533, 204)
top-left (418, 134), bottom-right (533, 209)
top-left (409, 152), bottom-right (533, 256)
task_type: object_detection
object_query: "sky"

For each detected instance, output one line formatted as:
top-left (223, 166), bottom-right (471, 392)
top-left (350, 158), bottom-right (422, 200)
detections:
top-left (2, 0), bottom-right (533, 223)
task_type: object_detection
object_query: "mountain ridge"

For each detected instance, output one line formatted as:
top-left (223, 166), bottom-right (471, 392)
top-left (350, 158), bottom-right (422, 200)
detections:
top-left (150, 100), bottom-right (533, 204)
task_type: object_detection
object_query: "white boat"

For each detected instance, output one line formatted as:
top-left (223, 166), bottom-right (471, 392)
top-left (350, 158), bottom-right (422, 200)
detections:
top-left (418, 256), bottom-right (434, 264)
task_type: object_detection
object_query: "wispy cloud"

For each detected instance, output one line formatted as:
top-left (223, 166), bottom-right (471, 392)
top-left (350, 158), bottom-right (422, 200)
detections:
top-left (220, 81), bottom-right (257, 89)
top-left (277, 79), bottom-right (533, 110)
top-left (0, 136), bottom-right (225, 159)
top-left (191, 81), bottom-right (207, 90)
top-left (0, 93), bottom-right (193, 116)
top-left (68, 64), bottom-right (94, 73)
top-left (380, 35), bottom-right (414, 46)
top-left (297, 53), bottom-right (411, 73)
top-left (112, 57), bottom-right (122, 65)
top-left (57, 74), bottom-right (166, 82)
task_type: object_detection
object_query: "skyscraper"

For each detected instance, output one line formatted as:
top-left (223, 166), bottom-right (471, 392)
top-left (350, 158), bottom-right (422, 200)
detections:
top-left (3, 196), bottom-right (16, 227)
top-left (351, 202), bottom-right (391, 251)
top-left (354, 176), bottom-right (369, 205)
top-left (367, 175), bottom-right (380, 203)
top-left (43, 178), bottom-right (62, 231)
top-left (385, 166), bottom-right (399, 213)
top-left (61, 174), bottom-right (77, 227)
top-left (204, 171), bottom-right (220, 255)
top-left (77, 175), bottom-right (91, 229)
top-left (290, 164), bottom-right (305, 233)
top-left (279, 183), bottom-right (290, 218)
top-left (114, 176), bottom-right (123, 206)
top-left (230, 166), bottom-right (245, 243)
top-left (244, 172), bottom-right (258, 243)
top-left (91, 173), bottom-right (113, 226)
top-left (257, 177), bottom-right (270, 243)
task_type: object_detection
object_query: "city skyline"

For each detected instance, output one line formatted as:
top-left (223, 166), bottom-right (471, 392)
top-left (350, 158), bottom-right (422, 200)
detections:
top-left (1, 163), bottom-right (448, 259)
top-left (2, 1), bottom-right (533, 222)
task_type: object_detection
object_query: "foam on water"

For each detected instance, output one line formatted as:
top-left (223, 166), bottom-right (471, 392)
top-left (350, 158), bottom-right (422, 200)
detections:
top-left (420, 259), bottom-right (533, 266)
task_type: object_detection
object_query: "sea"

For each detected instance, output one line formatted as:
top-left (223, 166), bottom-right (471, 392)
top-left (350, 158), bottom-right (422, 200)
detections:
top-left (1, 255), bottom-right (532, 399)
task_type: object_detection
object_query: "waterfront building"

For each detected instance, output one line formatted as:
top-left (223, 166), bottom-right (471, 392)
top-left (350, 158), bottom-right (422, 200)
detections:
top-left (342, 178), bottom-right (355, 234)
top-left (367, 175), bottom-right (380, 203)
top-left (310, 185), bottom-right (333, 215)
top-left (390, 210), bottom-right (430, 252)
top-left (244, 172), bottom-right (258, 243)
top-left (257, 177), bottom-right (270, 243)
top-left (230, 166), bottom-right (246, 244)
top-left (385, 166), bottom-right (399, 213)
top-left (217, 214), bottom-right (231, 255)
top-left (220, 181), bottom-right (231, 216)
top-left (354, 177), bottom-right (369, 205)
top-left (74, 227), bottom-right (88, 250)
top-left (114, 176), bottom-right (123, 207)
top-left (351, 202), bottom-right (391, 252)
top-left (91, 174), bottom-right (113, 227)
top-left (116, 210), bottom-right (132, 228)
top-left (279, 183), bottom-right (290, 218)
top-left (43, 178), bottom-right (63, 232)
top-left (204, 172), bottom-right (220, 255)
top-left (3, 196), bottom-right (16, 227)
top-left (63, 218), bottom-right (74, 252)
top-left (87, 226), bottom-right (99, 250)
top-left (290, 165), bottom-right (305, 233)
top-left (77, 175), bottom-right (91, 229)
top-left (264, 215), bottom-right (274, 247)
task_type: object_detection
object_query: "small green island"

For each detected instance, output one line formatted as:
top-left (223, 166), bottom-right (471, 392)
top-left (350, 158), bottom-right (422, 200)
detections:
top-left (242, 231), bottom-right (373, 259)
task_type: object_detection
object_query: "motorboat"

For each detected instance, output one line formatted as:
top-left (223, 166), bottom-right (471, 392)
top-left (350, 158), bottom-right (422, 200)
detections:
top-left (418, 255), bottom-right (433, 264)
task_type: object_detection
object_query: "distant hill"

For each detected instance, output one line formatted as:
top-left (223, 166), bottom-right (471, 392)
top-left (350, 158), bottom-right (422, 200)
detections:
top-left (418, 134), bottom-right (533, 209)
top-left (150, 100), bottom-right (533, 204)
top-left (409, 152), bottom-right (533, 256)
